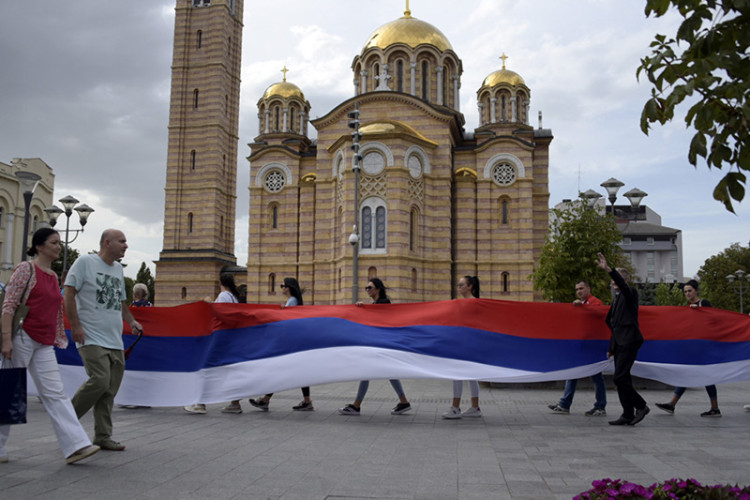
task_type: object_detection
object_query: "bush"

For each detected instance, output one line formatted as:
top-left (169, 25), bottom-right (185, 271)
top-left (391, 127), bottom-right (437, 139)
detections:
top-left (575, 478), bottom-right (750, 499)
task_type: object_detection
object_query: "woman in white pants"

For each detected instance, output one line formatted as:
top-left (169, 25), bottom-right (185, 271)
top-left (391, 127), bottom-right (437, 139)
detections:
top-left (442, 275), bottom-right (482, 419)
top-left (1, 228), bottom-right (100, 464)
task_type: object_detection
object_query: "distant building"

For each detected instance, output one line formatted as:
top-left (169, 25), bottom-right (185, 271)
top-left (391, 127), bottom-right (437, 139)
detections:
top-left (0, 158), bottom-right (55, 284)
top-left (555, 199), bottom-right (684, 283)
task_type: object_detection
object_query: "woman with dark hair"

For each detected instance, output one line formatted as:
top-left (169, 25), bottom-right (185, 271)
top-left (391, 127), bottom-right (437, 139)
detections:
top-left (655, 279), bottom-right (721, 417)
top-left (249, 277), bottom-right (314, 411)
top-left (1, 228), bottom-right (100, 464)
top-left (184, 273), bottom-right (241, 414)
top-left (338, 278), bottom-right (412, 416)
top-left (442, 276), bottom-right (482, 419)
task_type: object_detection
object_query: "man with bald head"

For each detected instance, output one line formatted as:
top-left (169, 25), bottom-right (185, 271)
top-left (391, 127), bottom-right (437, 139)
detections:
top-left (64, 229), bottom-right (143, 451)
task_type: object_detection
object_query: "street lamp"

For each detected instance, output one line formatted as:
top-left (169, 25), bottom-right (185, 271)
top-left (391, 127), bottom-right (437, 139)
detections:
top-left (14, 168), bottom-right (42, 261)
top-left (44, 195), bottom-right (95, 274)
top-left (581, 189), bottom-right (602, 209)
top-left (726, 269), bottom-right (750, 314)
top-left (600, 177), bottom-right (624, 216)
top-left (623, 188), bottom-right (648, 221)
top-left (348, 102), bottom-right (362, 303)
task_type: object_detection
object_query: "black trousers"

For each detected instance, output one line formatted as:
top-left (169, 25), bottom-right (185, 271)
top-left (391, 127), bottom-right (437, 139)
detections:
top-left (612, 342), bottom-right (647, 418)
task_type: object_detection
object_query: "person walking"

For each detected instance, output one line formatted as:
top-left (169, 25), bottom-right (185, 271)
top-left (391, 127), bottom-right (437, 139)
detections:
top-left (65, 229), bottom-right (143, 451)
top-left (548, 280), bottom-right (608, 416)
top-left (130, 283), bottom-right (152, 307)
top-left (185, 273), bottom-right (242, 414)
top-left (442, 275), bottom-right (483, 419)
top-left (1, 228), bottom-right (100, 464)
top-left (338, 278), bottom-right (412, 416)
top-left (596, 253), bottom-right (649, 426)
top-left (249, 277), bottom-right (314, 412)
top-left (655, 279), bottom-right (721, 417)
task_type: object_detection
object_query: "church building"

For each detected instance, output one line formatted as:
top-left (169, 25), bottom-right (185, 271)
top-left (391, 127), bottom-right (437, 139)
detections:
top-left (156, 0), bottom-right (552, 306)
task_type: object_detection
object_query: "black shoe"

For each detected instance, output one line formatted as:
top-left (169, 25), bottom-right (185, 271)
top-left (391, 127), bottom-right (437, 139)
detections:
top-left (391, 402), bottom-right (412, 415)
top-left (700, 408), bottom-right (721, 417)
top-left (248, 398), bottom-right (269, 411)
top-left (629, 405), bottom-right (650, 425)
top-left (609, 415), bottom-right (633, 426)
top-left (655, 402), bottom-right (675, 414)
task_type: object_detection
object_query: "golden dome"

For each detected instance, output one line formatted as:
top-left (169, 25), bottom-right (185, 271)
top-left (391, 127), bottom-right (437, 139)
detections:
top-left (262, 66), bottom-right (305, 100)
top-left (363, 11), bottom-right (452, 52)
top-left (263, 81), bottom-right (305, 100)
top-left (482, 68), bottom-right (525, 88)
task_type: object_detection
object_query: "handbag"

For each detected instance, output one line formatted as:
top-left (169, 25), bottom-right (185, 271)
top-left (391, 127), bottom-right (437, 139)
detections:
top-left (0, 261), bottom-right (34, 339)
top-left (0, 358), bottom-right (28, 425)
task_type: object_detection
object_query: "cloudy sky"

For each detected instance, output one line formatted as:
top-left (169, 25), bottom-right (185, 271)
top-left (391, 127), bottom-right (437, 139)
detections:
top-left (1, 0), bottom-right (747, 280)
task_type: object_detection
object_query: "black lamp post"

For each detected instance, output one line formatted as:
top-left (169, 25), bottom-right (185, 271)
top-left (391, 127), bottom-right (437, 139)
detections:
top-left (623, 188), bottom-right (648, 221)
top-left (582, 189), bottom-right (602, 209)
top-left (44, 195), bottom-right (94, 273)
top-left (600, 177), bottom-right (624, 216)
top-left (727, 269), bottom-right (750, 314)
top-left (14, 169), bottom-right (42, 261)
top-left (348, 102), bottom-right (362, 303)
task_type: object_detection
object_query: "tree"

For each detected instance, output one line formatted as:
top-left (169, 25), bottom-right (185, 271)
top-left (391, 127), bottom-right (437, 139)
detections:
top-left (654, 282), bottom-right (686, 305)
top-left (135, 262), bottom-right (156, 304)
top-left (637, 0), bottom-right (750, 213)
top-left (697, 241), bottom-right (750, 311)
top-left (51, 244), bottom-right (80, 281)
top-left (532, 197), bottom-right (629, 303)
top-left (124, 276), bottom-right (135, 305)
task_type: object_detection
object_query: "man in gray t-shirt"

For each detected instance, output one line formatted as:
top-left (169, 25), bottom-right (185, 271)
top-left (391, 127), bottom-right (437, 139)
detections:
top-left (64, 229), bottom-right (143, 452)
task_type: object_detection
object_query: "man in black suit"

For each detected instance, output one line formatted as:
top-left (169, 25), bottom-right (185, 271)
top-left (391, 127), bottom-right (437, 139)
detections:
top-left (596, 252), bottom-right (649, 426)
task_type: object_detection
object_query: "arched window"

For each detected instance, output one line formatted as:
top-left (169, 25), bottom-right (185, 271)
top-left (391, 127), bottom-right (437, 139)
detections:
top-left (397, 60), bottom-right (404, 92)
top-left (409, 207), bottom-right (419, 251)
top-left (32, 215), bottom-right (38, 232)
top-left (421, 61), bottom-right (428, 100)
top-left (193, 89), bottom-right (199, 109)
top-left (360, 198), bottom-right (387, 253)
top-left (191, 150), bottom-right (196, 170)
top-left (197, 30), bottom-right (202, 49)
top-left (219, 215), bottom-right (224, 240)
top-left (268, 273), bottom-right (276, 294)
top-left (270, 204), bottom-right (278, 229)
top-left (0, 207), bottom-right (4, 228)
top-left (501, 95), bottom-right (506, 122)
top-left (181, 287), bottom-right (187, 299)
top-left (290, 107), bottom-right (296, 133)
top-left (411, 268), bottom-right (417, 292)
top-left (187, 212), bottom-right (193, 233)
top-left (368, 266), bottom-right (377, 280)
top-left (373, 63), bottom-right (380, 89)
top-left (222, 154), bottom-right (226, 173)
top-left (501, 198), bottom-right (509, 225)
top-left (225, 95), bottom-right (229, 116)
top-left (502, 272), bottom-right (510, 293)
top-left (274, 106), bottom-right (280, 131)
top-left (338, 268), bottom-right (342, 291)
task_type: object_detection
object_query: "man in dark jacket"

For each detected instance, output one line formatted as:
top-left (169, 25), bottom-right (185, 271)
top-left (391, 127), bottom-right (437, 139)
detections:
top-left (596, 252), bottom-right (649, 426)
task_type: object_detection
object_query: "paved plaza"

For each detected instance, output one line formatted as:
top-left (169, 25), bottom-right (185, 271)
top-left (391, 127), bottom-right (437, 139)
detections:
top-left (2, 378), bottom-right (750, 499)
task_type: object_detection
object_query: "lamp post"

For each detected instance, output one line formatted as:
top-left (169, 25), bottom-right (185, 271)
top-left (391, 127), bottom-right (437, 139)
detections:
top-left (14, 168), bottom-right (42, 261)
top-left (348, 102), bottom-right (362, 303)
top-left (600, 177), bottom-right (624, 216)
top-left (726, 269), bottom-right (750, 314)
top-left (582, 189), bottom-right (602, 209)
top-left (623, 188), bottom-right (648, 221)
top-left (44, 195), bottom-right (94, 274)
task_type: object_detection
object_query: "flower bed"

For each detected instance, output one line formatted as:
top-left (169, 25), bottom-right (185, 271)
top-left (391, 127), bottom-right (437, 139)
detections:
top-left (575, 478), bottom-right (750, 499)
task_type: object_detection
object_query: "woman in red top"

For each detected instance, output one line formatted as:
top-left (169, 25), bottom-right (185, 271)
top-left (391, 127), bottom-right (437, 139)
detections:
top-left (0, 228), bottom-right (100, 464)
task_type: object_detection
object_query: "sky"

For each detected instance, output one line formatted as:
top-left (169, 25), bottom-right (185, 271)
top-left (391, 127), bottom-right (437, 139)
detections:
top-left (0, 0), bottom-right (747, 281)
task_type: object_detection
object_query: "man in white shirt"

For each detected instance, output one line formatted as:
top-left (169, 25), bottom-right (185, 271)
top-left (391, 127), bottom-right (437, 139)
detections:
top-left (64, 229), bottom-right (143, 451)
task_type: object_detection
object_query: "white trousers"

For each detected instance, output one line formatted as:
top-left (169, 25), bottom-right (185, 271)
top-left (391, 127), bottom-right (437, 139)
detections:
top-left (0, 330), bottom-right (91, 459)
top-left (452, 380), bottom-right (480, 399)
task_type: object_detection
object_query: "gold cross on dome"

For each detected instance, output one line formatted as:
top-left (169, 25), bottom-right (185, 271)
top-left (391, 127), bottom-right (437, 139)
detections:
top-left (404, 0), bottom-right (411, 17)
top-left (281, 66), bottom-right (289, 82)
top-left (500, 53), bottom-right (508, 70)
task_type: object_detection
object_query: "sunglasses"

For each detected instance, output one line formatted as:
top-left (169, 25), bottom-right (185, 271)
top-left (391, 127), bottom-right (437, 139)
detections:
top-left (279, 284), bottom-right (287, 289)
top-left (365, 286), bottom-right (374, 291)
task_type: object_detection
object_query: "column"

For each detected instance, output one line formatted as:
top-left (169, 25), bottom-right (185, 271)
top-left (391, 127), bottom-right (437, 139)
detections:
top-left (264, 109), bottom-right (270, 134)
top-left (511, 96), bottom-right (517, 122)
top-left (283, 108), bottom-right (288, 132)
top-left (477, 103), bottom-right (484, 125)
top-left (452, 74), bottom-right (460, 111)
top-left (3, 213), bottom-right (14, 269)
top-left (410, 62), bottom-right (416, 96)
top-left (490, 97), bottom-right (497, 123)
top-left (436, 65), bottom-right (444, 105)
top-left (360, 70), bottom-right (368, 93)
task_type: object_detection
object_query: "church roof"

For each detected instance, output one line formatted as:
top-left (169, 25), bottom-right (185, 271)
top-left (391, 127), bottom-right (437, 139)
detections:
top-left (262, 80), bottom-right (305, 100)
top-left (482, 68), bottom-right (526, 87)
top-left (363, 10), bottom-right (453, 52)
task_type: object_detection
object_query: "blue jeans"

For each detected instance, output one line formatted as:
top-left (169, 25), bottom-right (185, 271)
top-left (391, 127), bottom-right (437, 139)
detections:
top-left (674, 385), bottom-right (717, 400)
top-left (558, 373), bottom-right (606, 410)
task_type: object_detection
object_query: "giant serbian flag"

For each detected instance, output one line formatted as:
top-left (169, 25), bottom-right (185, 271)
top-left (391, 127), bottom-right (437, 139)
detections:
top-left (41, 299), bottom-right (750, 406)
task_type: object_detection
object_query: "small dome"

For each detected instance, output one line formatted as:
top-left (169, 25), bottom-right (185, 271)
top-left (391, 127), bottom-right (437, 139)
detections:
top-left (363, 11), bottom-right (452, 52)
top-left (263, 81), bottom-right (305, 100)
top-left (482, 68), bottom-right (525, 88)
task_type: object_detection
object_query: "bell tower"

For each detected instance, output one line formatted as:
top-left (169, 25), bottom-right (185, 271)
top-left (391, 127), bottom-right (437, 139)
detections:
top-left (154, 0), bottom-right (244, 306)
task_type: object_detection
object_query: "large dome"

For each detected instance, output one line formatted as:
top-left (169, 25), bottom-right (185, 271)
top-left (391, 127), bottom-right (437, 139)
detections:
top-left (363, 11), bottom-right (452, 52)
top-left (482, 68), bottom-right (525, 88)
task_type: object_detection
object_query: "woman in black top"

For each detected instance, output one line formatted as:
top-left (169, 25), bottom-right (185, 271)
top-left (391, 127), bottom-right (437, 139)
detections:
top-left (655, 279), bottom-right (721, 417)
top-left (338, 278), bottom-right (412, 416)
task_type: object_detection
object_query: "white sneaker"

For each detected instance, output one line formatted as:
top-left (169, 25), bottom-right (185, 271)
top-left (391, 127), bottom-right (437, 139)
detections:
top-left (744, 404), bottom-right (750, 412)
top-left (184, 404), bottom-right (207, 414)
top-left (442, 406), bottom-right (462, 419)
top-left (462, 406), bottom-right (482, 418)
